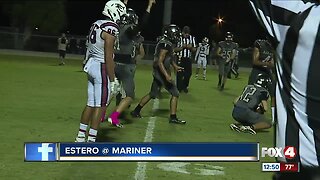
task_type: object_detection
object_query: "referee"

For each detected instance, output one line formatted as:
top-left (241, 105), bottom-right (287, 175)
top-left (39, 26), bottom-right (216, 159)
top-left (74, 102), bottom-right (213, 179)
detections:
top-left (250, 0), bottom-right (320, 179)
top-left (174, 26), bottom-right (196, 93)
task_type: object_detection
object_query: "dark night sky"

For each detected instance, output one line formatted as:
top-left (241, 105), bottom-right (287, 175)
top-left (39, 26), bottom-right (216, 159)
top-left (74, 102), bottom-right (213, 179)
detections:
top-left (66, 0), bottom-right (267, 46)
top-left (1, 0), bottom-right (267, 47)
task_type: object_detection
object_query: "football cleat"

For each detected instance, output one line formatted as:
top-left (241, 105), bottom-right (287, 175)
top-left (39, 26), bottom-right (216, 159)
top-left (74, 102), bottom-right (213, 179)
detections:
top-left (169, 118), bottom-right (186, 124)
top-left (131, 111), bottom-right (142, 118)
top-left (219, 84), bottom-right (225, 91)
top-left (229, 123), bottom-right (241, 132)
top-left (107, 118), bottom-right (124, 128)
top-left (75, 136), bottom-right (86, 142)
top-left (240, 126), bottom-right (256, 135)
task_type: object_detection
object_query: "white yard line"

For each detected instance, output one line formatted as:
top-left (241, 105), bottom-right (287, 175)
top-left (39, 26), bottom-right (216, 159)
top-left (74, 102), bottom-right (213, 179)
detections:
top-left (134, 98), bottom-right (159, 180)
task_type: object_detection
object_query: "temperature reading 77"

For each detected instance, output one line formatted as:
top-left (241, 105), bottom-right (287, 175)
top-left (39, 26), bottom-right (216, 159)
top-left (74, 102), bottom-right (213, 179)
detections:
top-left (285, 164), bottom-right (293, 170)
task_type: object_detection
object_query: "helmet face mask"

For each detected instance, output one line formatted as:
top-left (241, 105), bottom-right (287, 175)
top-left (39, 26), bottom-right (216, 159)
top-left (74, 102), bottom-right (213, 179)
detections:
top-left (254, 74), bottom-right (272, 90)
top-left (163, 24), bottom-right (181, 44)
top-left (102, 0), bottom-right (126, 24)
top-left (225, 32), bottom-right (233, 41)
top-left (119, 8), bottom-right (139, 27)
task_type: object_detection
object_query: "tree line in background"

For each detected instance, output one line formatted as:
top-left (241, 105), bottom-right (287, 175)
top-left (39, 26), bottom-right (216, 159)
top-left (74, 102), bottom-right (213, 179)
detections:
top-left (2, 0), bottom-right (66, 48)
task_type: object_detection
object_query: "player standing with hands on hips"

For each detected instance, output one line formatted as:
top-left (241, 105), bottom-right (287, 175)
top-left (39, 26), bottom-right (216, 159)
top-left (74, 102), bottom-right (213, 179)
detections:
top-left (75, 0), bottom-right (126, 142)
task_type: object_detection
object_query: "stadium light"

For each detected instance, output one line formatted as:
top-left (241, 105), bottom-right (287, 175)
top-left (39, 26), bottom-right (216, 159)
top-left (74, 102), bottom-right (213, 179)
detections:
top-left (216, 16), bottom-right (224, 25)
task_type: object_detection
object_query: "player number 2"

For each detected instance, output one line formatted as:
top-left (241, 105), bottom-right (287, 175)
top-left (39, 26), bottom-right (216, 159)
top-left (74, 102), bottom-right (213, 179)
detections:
top-left (241, 86), bottom-right (257, 103)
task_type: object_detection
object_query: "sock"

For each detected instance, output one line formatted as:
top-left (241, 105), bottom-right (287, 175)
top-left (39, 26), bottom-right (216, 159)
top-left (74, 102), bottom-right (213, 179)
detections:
top-left (87, 128), bottom-right (98, 142)
top-left (109, 111), bottom-right (121, 124)
top-left (110, 111), bottom-right (120, 120)
top-left (77, 123), bottom-right (87, 137)
top-left (134, 104), bottom-right (143, 113)
top-left (170, 114), bottom-right (177, 119)
top-left (218, 75), bottom-right (222, 85)
top-left (203, 69), bottom-right (206, 78)
top-left (271, 106), bottom-right (275, 124)
top-left (101, 112), bottom-right (106, 122)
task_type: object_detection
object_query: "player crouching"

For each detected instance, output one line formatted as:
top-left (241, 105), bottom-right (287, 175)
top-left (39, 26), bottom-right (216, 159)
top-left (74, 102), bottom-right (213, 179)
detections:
top-left (229, 74), bottom-right (272, 134)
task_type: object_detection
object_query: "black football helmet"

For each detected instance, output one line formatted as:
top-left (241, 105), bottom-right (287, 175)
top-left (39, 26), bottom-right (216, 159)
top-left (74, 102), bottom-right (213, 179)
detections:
top-left (225, 32), bottom-right (233, 41)
top-left (163, 24), bottom-right (181, 44)
top-left (202, 37), bottom-right (209, 43)
top-left (119, 8), bottom-right (138, 26)
top-left (254, 74), bottom-right (272, 90)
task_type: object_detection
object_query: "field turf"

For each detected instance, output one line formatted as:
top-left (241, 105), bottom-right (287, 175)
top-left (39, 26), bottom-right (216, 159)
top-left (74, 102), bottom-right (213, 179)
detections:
top-left (0, 53), bottom-right (274, 179)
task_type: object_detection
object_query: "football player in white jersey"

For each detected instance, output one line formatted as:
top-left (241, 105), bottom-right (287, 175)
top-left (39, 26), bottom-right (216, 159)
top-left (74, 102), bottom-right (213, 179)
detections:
top-left (75, 0), bottom-right (126, 142)
top-left (195, 37), bottom-right (210, 80)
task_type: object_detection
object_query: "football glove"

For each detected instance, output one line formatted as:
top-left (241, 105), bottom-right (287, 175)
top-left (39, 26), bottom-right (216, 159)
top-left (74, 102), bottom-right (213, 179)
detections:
top-left (110, 78), bottom-right (120, 96)
top-left (256, 104), bottom-right (265, 114)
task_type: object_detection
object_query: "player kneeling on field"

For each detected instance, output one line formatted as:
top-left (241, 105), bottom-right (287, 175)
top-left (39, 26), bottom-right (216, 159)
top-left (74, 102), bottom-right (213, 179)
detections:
top-left (229, 74), bottom-right (272, 134)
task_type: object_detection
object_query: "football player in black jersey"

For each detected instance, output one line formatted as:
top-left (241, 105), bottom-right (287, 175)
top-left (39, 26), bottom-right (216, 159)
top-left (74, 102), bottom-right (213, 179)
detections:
top-left (216, 32), bottom-right (238, 91)
top-left (131, 25), bottom-right (186, 124)
top-left (248, 39), bottom-right (276, 124)
top-left (230, 74), bottom-right (272, 134)
top-left (103, 0), bottom-right (156, 128)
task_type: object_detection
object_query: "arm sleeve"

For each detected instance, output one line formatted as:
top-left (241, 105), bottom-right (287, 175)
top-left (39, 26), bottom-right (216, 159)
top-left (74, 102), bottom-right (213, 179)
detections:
top-left (192, 36), bottom-right (196, 47)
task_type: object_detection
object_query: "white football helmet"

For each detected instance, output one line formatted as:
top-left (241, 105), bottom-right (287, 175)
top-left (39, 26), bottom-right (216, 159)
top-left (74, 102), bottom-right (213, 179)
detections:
top-left (102, 0), bottom-right (126, 24)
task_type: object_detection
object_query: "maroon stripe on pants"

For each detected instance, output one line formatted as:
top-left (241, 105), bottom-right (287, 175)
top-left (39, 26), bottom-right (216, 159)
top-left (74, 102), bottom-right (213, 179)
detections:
top-left (100, 64), bottom-right (108, 107)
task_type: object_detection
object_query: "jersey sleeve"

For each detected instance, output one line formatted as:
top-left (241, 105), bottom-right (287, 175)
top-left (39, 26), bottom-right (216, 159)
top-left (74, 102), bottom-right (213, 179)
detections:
top-left (254, 40), bottom-right (261, 49)
top-left (205, 44), bottom-right (210, 55)
top-left (218, 41), bottom-right (224, 49)
top-left (158, 42), bottom-right (172, 51)
top-left (192, 36), bottom-right (196, 47)
top-left (249, 0), bottom-right (315, 42)
top-left (100, 22), bottom-right (119, 37)
top-left (260, 89), bottom-right (270, 101)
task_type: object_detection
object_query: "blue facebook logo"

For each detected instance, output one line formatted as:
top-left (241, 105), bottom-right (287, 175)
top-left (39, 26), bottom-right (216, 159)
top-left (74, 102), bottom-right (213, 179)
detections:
top-left (25, 143), bottom-right (56, 161)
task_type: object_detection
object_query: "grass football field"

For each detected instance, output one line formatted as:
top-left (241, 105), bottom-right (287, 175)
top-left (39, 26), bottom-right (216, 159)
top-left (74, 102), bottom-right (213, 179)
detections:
top-left (0, 53), bottom-right (274, 180)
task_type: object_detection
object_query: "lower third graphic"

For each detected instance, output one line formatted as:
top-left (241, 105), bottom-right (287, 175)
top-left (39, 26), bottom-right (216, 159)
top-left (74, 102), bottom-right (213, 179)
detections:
top-left (25, 143), bottom-right (56, 161)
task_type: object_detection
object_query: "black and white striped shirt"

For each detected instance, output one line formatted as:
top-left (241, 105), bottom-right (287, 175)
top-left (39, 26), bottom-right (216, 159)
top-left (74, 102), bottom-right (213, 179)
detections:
top-left (250, 0), bottom-right (320, 167)
top-left (178, 35), bottom-right (196, 58)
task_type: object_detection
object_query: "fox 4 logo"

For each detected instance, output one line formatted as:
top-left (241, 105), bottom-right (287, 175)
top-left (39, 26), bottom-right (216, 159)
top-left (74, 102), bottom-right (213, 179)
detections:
top-left (261, 146), bottom-right (297, 159)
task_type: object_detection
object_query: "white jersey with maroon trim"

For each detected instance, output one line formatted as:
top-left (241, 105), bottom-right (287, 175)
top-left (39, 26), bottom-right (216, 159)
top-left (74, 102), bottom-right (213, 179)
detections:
top-left (84, 20), bottom-right (119, 64)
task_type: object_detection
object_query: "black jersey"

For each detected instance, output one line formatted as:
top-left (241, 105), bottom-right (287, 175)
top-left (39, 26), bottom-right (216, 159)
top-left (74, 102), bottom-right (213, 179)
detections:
top-left (253, 39), bottom-right (274, 71)
top-left (153, 38), bottom-right (173, 73)
top-left (236, 84), bottom-right (269, 111)
top-left (218, 41), bottom-right (238, 62)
